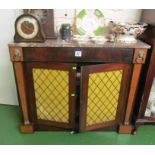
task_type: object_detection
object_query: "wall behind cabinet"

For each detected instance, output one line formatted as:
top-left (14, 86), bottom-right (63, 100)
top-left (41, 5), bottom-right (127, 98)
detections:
top-left (0, 10), bottom-right (20, 105)
top-left (54, 9), bottom-right (142, 32)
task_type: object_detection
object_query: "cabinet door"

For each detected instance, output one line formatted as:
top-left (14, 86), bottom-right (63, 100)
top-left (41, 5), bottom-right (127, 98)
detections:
top-left (80, 64), bottom-right (131, 131)
top-left (25, 62), bottom-right (77, 130)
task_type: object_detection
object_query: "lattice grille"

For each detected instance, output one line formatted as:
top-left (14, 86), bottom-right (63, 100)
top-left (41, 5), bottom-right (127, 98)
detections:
top-left (32, 68), bottom-right (69, 123)
top-left (86, 70), bottom-right (123, 126)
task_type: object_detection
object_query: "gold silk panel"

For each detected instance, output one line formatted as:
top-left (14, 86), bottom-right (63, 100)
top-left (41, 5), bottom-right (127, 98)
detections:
top-left (32, 68), bottom-right (69, 123)
top-left (86, 70), bottom-right (123, 126)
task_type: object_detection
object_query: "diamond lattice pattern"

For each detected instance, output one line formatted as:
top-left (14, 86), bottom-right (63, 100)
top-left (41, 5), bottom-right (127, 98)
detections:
top-left (33, 68), bottom-right (69, 123)
top-left (86, 70), bottom-right (123, 126)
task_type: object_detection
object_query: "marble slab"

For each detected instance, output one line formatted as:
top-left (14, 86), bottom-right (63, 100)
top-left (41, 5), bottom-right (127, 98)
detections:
top-left (9, 39), bottom-right (151, 49)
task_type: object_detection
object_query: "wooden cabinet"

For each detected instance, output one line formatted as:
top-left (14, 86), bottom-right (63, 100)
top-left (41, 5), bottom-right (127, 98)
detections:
top-left (8, 40), bottom-right (150, 134)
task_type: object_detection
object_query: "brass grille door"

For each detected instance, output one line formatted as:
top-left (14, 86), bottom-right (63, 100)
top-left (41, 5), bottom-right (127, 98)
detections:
top-left (26, 63), bottom-right (77, 130)
top-left (80, 64), bottom-right (131, 131)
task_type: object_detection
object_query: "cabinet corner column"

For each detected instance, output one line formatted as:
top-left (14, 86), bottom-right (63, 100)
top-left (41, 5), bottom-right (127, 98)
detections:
top-left (14, 62), bottom-right (34, 133)
top-left (119, 48), bottom-right (147, 134)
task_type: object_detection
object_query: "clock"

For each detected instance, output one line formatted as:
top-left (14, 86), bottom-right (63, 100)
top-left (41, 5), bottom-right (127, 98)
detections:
top-left (24, 9), bottom-right (56, 39)
top-left (14, 14), bottom-right (45, 42)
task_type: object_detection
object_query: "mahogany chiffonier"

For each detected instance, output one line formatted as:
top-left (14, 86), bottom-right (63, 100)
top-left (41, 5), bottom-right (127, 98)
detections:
top-left (8, 39), bottom-right (150, 134)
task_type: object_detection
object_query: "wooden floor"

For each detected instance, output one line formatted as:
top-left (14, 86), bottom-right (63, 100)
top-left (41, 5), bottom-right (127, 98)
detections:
top-left (0, 104), bottom-right (155, 145)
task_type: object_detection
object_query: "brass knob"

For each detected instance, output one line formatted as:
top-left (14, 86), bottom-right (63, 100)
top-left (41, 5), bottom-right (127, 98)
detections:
top-left (72, 66), bottom-right (77, 71)
top-left (70, 93), bottom-right (76, 97)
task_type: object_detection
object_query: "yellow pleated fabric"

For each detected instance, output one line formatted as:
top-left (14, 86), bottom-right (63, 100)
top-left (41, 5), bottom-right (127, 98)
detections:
top-left (86, 70), bottom-right (123, 126)
top-left (33, 68), bottom-right (69, 123)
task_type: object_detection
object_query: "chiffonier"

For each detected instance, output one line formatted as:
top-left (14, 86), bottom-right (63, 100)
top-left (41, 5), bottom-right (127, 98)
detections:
top-left (8, 39), bottom-right (150, 134)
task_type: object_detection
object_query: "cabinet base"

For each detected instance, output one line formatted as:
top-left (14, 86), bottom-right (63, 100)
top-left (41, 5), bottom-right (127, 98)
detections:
top-left (119, 125), bottom-right (134, 134)
top-left (136, 118), bottom-right (155, 125)
top-left (20, 124), bottom-right (34, 133)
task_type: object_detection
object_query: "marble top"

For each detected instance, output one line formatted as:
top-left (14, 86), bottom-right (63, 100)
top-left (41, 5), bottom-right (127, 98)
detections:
top-left (8, 39), bottom-right (151, 49)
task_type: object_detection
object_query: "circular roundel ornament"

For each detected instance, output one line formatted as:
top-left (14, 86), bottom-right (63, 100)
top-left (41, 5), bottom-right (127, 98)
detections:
top-left (14, 14), bottom-right (45, 42)
top-left (76, 9), bottom-right (105, 36)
